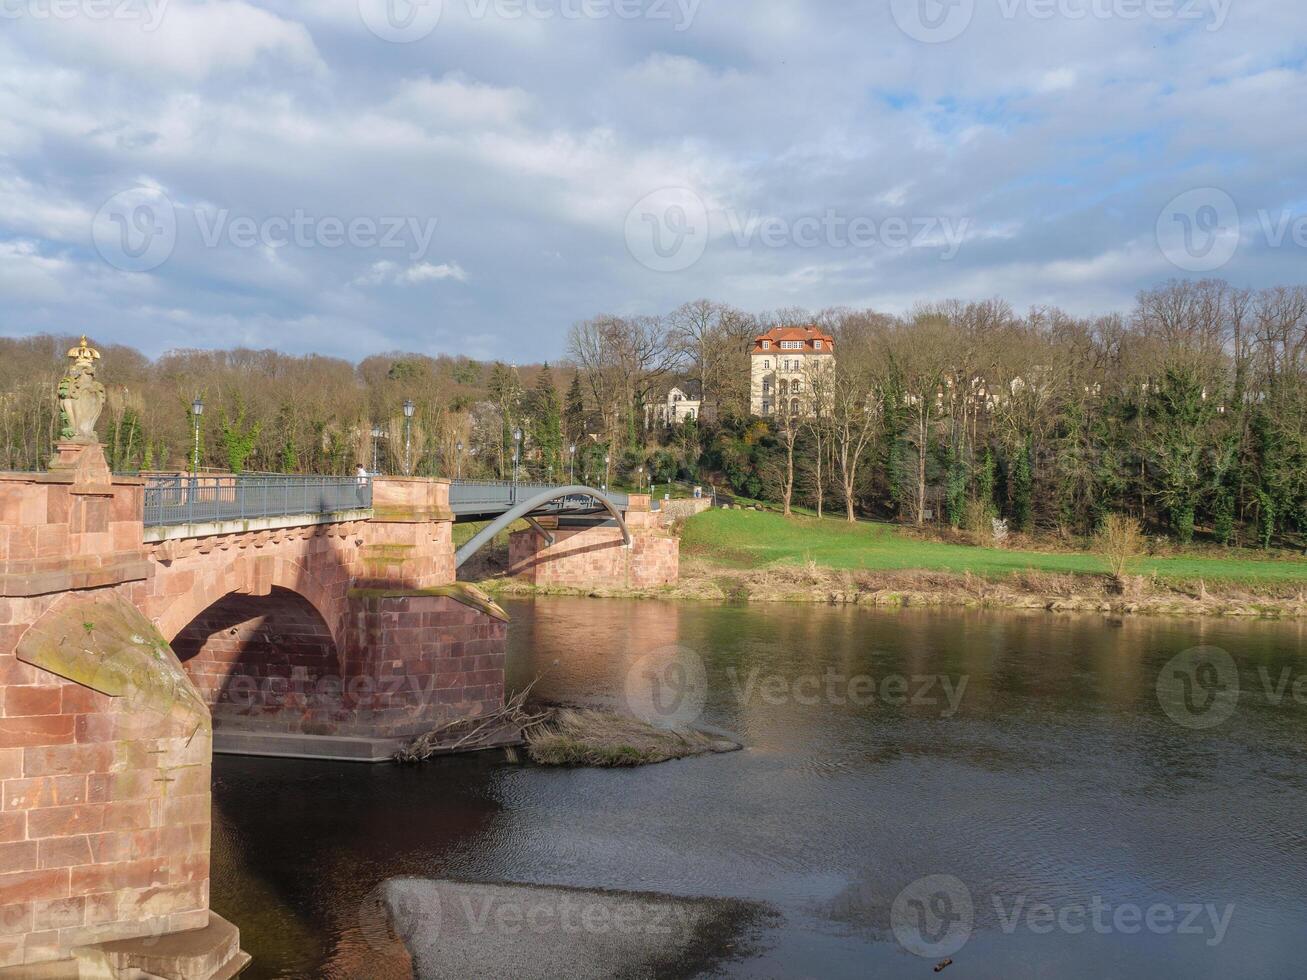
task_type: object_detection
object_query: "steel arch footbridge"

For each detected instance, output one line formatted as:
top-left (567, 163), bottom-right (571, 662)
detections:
top-left (448, 481), bottom-right (638, 569)
top-left (140, 475), bottom-right (641, 571)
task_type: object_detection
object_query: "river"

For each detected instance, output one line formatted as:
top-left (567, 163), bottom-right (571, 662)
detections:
top-left (211, 598), bottom-right (1307, 978)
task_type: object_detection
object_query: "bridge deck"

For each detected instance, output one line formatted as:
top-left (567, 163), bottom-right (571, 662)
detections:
top-left (143, 475), bottom-right (635, 529)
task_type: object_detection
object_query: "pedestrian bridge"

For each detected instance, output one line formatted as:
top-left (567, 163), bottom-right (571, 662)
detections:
top-left (140, 474), bottom-right (645, 570)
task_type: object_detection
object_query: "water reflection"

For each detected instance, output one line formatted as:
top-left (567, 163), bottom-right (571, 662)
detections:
top-left (213, 599), bottom-right (1307, 978)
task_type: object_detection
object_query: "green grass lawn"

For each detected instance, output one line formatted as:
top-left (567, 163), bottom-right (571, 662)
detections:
top-left (681, 509), bottom-right (1307, 586)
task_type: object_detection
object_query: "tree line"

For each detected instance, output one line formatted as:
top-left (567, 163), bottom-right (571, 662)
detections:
top-left (1, 277), bottom-right (1302, 548)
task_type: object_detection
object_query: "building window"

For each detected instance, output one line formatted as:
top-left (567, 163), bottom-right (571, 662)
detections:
top-left (764, 359), bottom-right (771, 369)
top-left (781, 340), bottom-right (802, 350)
top-left (762, 340), bottom-right (771, 350)
top-left (814, 339), bottom-right (823, 350)
top-left (762, 400), bottom-right (772, 415)
top-left (791, 398), bottom-right (800, 416)
top-left (763, 378), bottom-right (773, 393)
top-left (792, 381), bottom-right (802, 394)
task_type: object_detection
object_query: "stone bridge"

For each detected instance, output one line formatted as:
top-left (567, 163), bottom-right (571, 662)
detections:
top-left (0, 441), bottom-right (678, 977)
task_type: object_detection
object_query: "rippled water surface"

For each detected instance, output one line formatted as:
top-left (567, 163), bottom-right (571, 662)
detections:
top-left (212, 600), bottom-right (1307, 978)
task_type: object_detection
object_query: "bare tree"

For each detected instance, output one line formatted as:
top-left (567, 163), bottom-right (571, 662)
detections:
top-left (827, 359), bottom-right (881, 523)
top-left (568, 315), bottom-right (680, 448)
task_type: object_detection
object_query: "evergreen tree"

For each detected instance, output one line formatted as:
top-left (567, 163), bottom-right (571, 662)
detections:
top-left (564, 373), bottom-right (587, 445)
top-left (528, 364), bottom-right (564, 482)
top-left (1011, 440), bottom-right (1033, 531)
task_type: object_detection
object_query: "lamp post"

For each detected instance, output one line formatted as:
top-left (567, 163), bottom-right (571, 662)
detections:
top-left (513, 428), bottom-right (522, 486)
top-left (455, 440), bottom-right (463, 480)
top-left (569, 443), bottom-right (576, 483)
top-left (604, 453), bottom-right (611, 489)
top-left (371, 425), bottom-right (384, 474)
top-left (190, 397), bottom-right (203, 474)
top-left (402, 400), bottom-right (415, 475)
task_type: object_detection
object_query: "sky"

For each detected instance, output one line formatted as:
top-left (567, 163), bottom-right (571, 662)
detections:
top-left (2, 0), bottom-right (1306, 363)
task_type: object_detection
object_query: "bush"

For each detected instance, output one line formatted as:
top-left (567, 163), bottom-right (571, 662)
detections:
top-left (1094, 514), bottom-right (1144, 583)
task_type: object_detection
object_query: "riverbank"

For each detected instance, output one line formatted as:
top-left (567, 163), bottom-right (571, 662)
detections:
top-left (477, 510), bottom-right (1307, 619)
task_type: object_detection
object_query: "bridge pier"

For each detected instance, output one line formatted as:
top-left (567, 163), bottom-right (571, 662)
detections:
top-left (507, 494), bottom-right (680, 590)
top-left (0, 448), bottom-right (510, 975)
top-left (0, 444), bottom-right (248, 977)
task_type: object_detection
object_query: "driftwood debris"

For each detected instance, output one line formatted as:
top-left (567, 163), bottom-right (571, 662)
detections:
top-left (394, 680), bottom-right (741, 768)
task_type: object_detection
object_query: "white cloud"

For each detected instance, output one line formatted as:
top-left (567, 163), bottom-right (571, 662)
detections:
top-left (13, 0), bottom-right (323, 82)
top-left (353, 261), bottom-right (468, 287)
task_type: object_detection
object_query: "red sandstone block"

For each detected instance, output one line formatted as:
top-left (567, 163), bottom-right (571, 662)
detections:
top-left (0, 751), bottom-right (20, 782)
top-left (17, 491), bottom-right (46, 528)
top-left (0, 841), bottom-right (37, 873)
top-left (100, 801), bottom-right (153, 833)
top-left (3, 775), bottom-right (87, 811)
top-left (32, 896), bottom-right (84, 931)
top-left (119, 881), bottom-right (206, 922)
top-left (37, 835), bottom-right (92, 870)
top-left (19, 927), bottom-right (61, 964)
top-left (0, 869), bottom-right (68, 906)
top-left (33, 525), bottom-right (69, 560)
top-left (0, 717), bottom-right (74, 749)
top-left (26, 805), bottom-right (104, 840)
top-left (160, 795), bottom-right (209, 828)
top-left (84, 891), bottom-right (117, 925)
top-left (22, 744), bottom-right (113, 778)
top-left (172, 854), bottom-right (209, 885)
top-left (69, 857), bottom-right (167, 894)
top-left (0, 813), bottom-right (23, 844)
top-left (3, 687), bottom-right (63, 719)
top-left (73, 713), bottom-right (119, 745)
top-left (61, 687), bottom-right (102, 717)
top-left (0, 901), bottom-right (33, 936)
top-left (87, 829), bottom-right (160, 865)
top-left (157, 823), bottom-right (207, 856)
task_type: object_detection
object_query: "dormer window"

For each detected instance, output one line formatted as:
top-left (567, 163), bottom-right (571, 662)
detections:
top-left (814, 339), bottom-right (823, 350)
top-left (762, 340), bottom-right (771, 350)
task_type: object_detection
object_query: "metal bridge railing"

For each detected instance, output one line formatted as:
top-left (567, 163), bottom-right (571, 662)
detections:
top-left (448, 480), bottom-right (629, 515)
top-left (144, 475), bottom-right (372, 528)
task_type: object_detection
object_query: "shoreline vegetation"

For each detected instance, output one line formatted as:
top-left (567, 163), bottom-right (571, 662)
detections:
top-left (476, 509), bottom-right (1307, 619)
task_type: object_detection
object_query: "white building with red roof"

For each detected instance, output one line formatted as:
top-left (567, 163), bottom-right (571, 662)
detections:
top-left (750, 326), bottom-right (836, 417)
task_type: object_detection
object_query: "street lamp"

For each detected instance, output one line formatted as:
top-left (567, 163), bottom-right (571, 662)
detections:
top-left (190, 397), bottom-right (203, 474)
top-left (402, 400), bottom-right (415, 475)
top-left (455, 440), bottom-right (463, 480)
top-left (604, 453), bottom-right (611, 488)
top-left (569, 443), bottom-right (577, 484)
top-left (513, 428), bottom-right (522, 485)
top-left (371, 425), bottom-right (384, 474)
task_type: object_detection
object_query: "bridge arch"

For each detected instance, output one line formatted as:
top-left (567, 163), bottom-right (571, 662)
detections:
top-left (454, 485), bottom-right (632, 569)
top-left (151, 553), bottom-right (347, 653)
